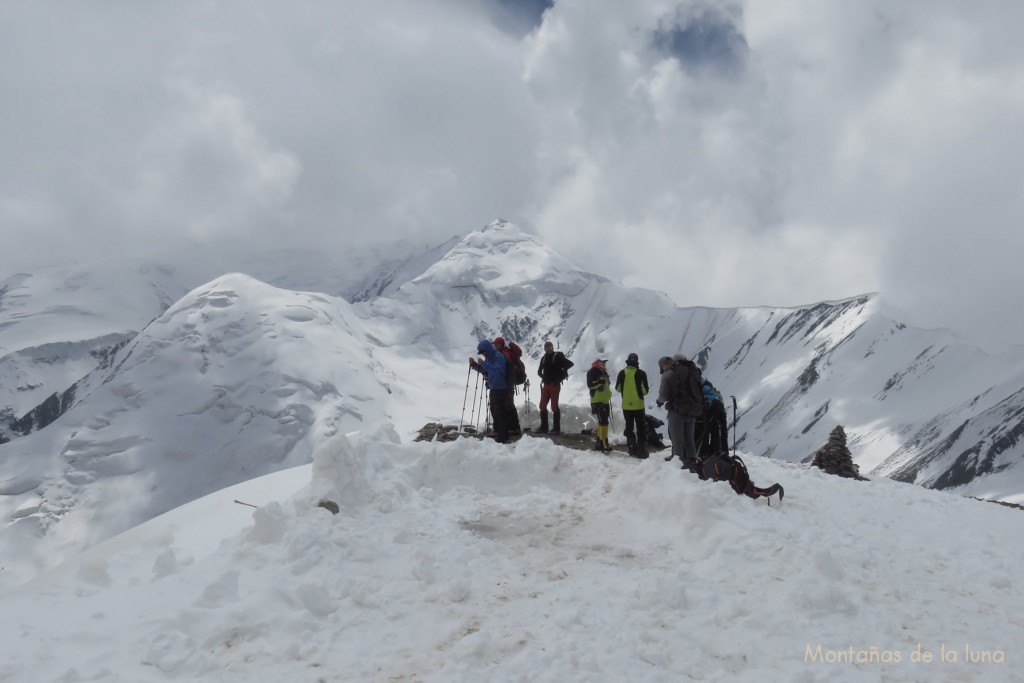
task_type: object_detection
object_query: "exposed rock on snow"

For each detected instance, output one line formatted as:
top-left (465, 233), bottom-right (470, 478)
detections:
top-left (810, 425), bottom-right (867, 480)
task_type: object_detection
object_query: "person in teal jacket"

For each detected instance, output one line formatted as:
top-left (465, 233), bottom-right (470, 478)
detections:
top-left (615, 353), bottom-right (650, 459)
top-left (586, 355), bottom-right (613, 452)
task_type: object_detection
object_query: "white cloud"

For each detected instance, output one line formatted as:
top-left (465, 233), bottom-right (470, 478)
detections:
top-left (1, 0), bottom-right (1023, 350)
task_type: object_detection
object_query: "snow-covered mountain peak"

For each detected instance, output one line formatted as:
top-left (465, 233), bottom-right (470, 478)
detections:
top-left (4, 222), bottom-right (1024, 596)
top-left (0, 273), bottom-right (400, 586)
top-left (410, 220), bottom-right (592, 292)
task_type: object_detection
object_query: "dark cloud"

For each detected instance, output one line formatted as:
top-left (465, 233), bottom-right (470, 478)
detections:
top-left (652, 6), bottom-right (748, 75)
top-left (483, 0), bottom-right (554, 36)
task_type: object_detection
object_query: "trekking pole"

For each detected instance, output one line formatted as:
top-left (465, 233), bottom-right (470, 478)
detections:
top-left (468, 367), bottom-right (481, 433)
top-left (524, 379), bottom-right (531, 431)
top-left (730, 396), bottom-right (738, 457)
top-left (458, 364), bottom-right (472, 433)
top-left (476, 377), bottom-right (487, 435)
top-left (483, 388), bottom-right (491, 436)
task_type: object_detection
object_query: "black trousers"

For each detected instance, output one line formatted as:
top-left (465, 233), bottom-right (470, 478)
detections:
top-left (622, 409), bottom-right (645, 448)
top-left (489, 388), bottom-right (511, 442)
top-left (708, 400), bottom-right (728, 453)
top-left (504, 389), bottom-right (521, 433)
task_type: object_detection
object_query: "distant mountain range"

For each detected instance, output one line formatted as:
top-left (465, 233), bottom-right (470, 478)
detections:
top-left (2, 220), bottom-right (1023, 585)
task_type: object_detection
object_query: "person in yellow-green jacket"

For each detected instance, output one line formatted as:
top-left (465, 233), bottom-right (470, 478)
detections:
top-left (615, 352), bottom-right (650, 459)
top-left (587, 355), bottom-right (613, 452)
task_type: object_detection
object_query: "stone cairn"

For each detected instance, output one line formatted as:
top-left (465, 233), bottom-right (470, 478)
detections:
top-left (811, 425), bottom-right (866, 480)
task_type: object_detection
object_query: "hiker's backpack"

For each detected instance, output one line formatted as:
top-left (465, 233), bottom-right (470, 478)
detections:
top-left (702, 379), bottom-right (723, 406)
top-left (700, 453), bottom-right (785, 504)
top-left (507, 342), bottom-right (527, 385)
top-left (556, 352), bottom-right (574, 382)
top-left (644, 414), bottom-right (665, 448)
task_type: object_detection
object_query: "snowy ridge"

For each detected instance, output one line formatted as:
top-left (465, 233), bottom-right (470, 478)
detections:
top-left (0, 238), bottom-right (449, 421)
top-left (0, 273), bottom-right (396, 586)
top-left (878, 382), bottom-right (1024, 499)
top-left (358, 227), bottom-right (1024, 502)
top-left (1, 431), bottom-right (1021, 681)
top-left (0, 265), bottom-right (182, 421)
top-left (3, 221), bottom-right (1024, 592)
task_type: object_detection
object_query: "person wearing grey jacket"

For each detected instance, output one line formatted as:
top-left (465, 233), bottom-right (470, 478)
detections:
top-left (656, 354), bottom-right (704, 469)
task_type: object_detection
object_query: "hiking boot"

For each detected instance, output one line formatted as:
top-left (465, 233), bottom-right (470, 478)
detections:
top-left (664, 454), bottom-right (675, 462)
top-left (593, 439), bottom-right (605, 451)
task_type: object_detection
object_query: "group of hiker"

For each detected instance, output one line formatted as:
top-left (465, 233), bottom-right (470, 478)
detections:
top-left (468, 338), bottom-right (784, 502)
top-left (654, 353), bottom-right (730, 470)
top-left (469, 337), bottom-right (572, 443)
top-left (469, 339), bottom-right (730, 465)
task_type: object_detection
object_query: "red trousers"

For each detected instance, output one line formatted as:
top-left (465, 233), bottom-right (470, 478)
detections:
top-left (539, 382), bottom-right (560, 413)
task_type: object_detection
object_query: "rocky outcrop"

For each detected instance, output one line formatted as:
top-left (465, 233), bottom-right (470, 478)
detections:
top-left (10, 382), bottom-right (78, 437)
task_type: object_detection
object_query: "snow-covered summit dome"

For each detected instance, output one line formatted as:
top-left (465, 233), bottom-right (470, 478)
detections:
top-left (411, 219), bottom-right (593, 291)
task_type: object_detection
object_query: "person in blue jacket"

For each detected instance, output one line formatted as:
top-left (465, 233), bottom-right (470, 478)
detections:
top-left (469, 339), bottom-right (511, 443)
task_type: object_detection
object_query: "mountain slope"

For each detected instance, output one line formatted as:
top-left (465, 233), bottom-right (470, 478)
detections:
top-left (0, 238), bottom-right (456, 428)
top-left (0, 273), bottom-right (397, 586)
top-left (2, 221), bottom-right (1024, 592)
top-left (2, 432), bottom-right (1022, 681)
top-left (356, 222), bottom-right (1024, 502)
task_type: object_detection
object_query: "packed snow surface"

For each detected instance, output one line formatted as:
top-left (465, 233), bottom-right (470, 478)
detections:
top-left (2, 426), bottom-right (1021, 682)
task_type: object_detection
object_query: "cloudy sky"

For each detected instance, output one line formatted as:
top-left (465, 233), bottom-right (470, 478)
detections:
top-left (2, 0), bottom-right (1022, 351)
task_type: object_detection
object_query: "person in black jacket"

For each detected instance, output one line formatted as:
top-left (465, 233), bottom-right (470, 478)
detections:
top-left (656, 354), bottom-right (704, 469)
top-left (536, 340), bottom-right (573, 434)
